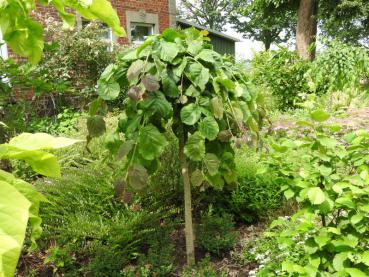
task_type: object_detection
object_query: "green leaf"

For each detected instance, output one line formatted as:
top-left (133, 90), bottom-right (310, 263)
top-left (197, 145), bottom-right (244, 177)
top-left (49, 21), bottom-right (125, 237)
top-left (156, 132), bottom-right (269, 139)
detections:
top-left (162, 29), bottom-right (180, 42)
top-left (310, 110), bottom-right (330, 122)
top-left (187, 40), bottom-right (203, 56)
top-left (185, 85), bottom-right (200, 97)
top-left (191, 169), bottom-right (204, 186)
top-left (318, 137), bottom-right (337, 148)
top-left (206, 173), bottom-right (224, 190)
top-left (185, 62), bottom-right (210, 91)
top-left (180, 103), bottom-right (202, 125)
top-left (204, 153), bottom-right (220, 176)
top-left (87, 116), bottom-right (106, 138)
top-left (88, 98), bottom-right (103, 116)
top-left (361, 251), bottom-right (369, 266)
top-left (195, 49), bottom-right (221, 64)
top-left (127, 60), bottom-right (145, 82)
top-left (284, 189), bottom-right (295, 200)
top-left (0, 181), bottom-right (31, 277)
top-left (210, 97), bottom-right (224, 119)
top-left (215, 77), bottom-right (235, 91)
top-left (127, 164), bottom-right (148, 190)
top-left (184, 132), bottom-right (205, 161)
top-left (173, 57), bottom-right (188, 77)
top-left (198, 117), bottom-right (219, 140)
top-left (3, 18), bottom-right (44, 64)
top-left (307, 187), bottom-right (325, 205)
top-left (0, 170), bottom-right (48, 250)
top-left (345, 268), bottom-right (367, 277)
top-left (7, 133), bottom-right (80, 151)
top-left (116, 140), bottom-right (135, 160)
top-left (161, 70), bottom-right (180, 97)
top-left (138, 125), bottom-right (168, 160)
top-left (76, 0), bottom-right (125, 36)
top-left (160, 41), bottom-right (179, 62)
top-left (350, 213), bottom-right (364, 225)
top-left (314, 235), bottom-right (330, 248)
top-left (98, 79), bottom-right (120, 100)
top-left (140, 91), bottom-right (172, 117)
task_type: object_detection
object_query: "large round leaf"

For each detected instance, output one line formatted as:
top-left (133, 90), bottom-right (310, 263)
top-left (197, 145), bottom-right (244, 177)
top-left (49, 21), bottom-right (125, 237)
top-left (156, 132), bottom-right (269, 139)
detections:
top-left (204, 153), bottom-right (220, 176)
top-left (97, 79), bottom-right (120, 100)
top-left (199, 116), bottom-right (219, 140)
top-left (184, 132), bottom-right (205, 161)
top-left (127, 164), bottom-right (148, 190)
top-left (180, 103), bottom-right (202, 125)
top-left (308, 187), bottom-right (326, 205)
top-left (138, 125), bottom-right (168, 160)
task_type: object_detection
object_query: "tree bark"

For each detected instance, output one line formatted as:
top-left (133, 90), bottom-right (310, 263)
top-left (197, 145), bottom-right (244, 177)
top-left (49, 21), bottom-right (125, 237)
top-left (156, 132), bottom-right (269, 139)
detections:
top-left (178, 122), bottom-right (195, 265)
top-left (264, 39), bottom-right (271, 51)
top-left (263, 30), bottom-right (272, 51)
top-left (296, 0), bottom-right (318, 60)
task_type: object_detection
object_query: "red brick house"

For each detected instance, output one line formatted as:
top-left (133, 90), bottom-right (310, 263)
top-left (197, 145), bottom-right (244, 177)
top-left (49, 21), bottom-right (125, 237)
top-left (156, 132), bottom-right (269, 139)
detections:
top-left (0, 0), bottom-right (237, 59)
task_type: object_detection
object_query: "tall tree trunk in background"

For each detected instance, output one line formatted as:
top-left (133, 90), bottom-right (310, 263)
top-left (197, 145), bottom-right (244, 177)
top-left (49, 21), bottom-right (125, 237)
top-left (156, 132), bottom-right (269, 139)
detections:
top-left (263, 31), bottom-right (272, 51)
top-left (296, 0), bottom-right (318, 60)
top-left (178, 122), bottom-right (195, 265)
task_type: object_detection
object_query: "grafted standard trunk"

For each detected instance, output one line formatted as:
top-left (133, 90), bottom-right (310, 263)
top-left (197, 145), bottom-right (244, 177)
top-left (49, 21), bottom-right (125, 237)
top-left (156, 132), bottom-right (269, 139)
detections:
top-left (178, 122), bottom-right (195, 265)
top-left (296, 0), bottom-right (318, 61)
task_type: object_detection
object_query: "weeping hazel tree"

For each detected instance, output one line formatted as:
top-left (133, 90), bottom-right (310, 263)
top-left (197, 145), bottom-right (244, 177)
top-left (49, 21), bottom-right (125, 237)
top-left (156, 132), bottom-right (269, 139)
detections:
top-left (93, 28), bottom-right (265, 264)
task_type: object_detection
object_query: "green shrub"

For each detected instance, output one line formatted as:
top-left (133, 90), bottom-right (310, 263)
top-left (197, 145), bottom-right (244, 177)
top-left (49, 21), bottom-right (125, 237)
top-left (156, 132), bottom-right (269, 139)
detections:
top-left (196, 209), bottom-right (238, 256)
top-left (307, 40), bottom-right (369, 94)
top-left (250, 47), bottom-right (311, 111)
top-left (231, 147), bottom-right (283, 222)
top-left (28, 108), bottom-right (81, 135)
top-left (238, 216), bottom-right (308, 277)
top-left (260, 111), bottom-right (369, 275)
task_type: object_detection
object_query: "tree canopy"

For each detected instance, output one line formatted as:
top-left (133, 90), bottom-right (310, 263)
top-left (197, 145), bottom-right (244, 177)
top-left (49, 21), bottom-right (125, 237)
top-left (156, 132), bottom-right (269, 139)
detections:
top-left (177, 0), bottom-right (234, 32)
top-left (230, 0), bottom-right (296, 50)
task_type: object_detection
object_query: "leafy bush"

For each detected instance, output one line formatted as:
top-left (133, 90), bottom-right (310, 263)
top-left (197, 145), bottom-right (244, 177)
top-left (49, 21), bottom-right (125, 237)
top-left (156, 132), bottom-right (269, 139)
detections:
top-left (34, 14), bottom-right (119, 95)
top-left (239, 216), bottom-right (308, 277)
top-left (250, 47), bottom-right (311, 111)
top-left (259, 110), bottom-right (369, 275)
top-left (307, 40), bottom-right (369, 94)
top-left (196, 208), bottom-right (238, 256)
top-left (231, 147), bottom-right (283, 222)
top-left (28, 108), bottom-right (81, 135)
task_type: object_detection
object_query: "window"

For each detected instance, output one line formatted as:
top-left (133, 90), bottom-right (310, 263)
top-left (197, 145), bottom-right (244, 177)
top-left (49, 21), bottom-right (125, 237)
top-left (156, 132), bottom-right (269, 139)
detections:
top-left (130, 23), bottom-right (154, 44)
top-left (80, 17), bottom-right (116, 51)
top-left (0, 30), bottom-right (8, 59)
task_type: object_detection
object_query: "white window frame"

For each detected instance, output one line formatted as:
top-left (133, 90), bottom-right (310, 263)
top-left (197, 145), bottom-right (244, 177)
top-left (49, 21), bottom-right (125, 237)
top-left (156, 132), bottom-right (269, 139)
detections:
top-left (126, 10), bottom-right (159, 44)
top-left (130, 22), bottom-right (155, 45)
top-left (0, 30), bottom-right (8, 59)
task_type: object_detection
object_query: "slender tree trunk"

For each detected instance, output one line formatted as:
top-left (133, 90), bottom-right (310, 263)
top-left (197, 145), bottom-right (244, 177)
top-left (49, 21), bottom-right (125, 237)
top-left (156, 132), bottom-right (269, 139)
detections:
top-left (296, 0), bottom-right (318, 60)
top-left (178, 122), bottom-right (195, 265)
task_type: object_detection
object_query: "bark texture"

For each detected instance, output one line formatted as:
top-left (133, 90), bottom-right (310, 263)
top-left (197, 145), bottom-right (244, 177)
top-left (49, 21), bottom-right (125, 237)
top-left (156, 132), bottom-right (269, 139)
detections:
top-left (178, 123), bottom-right (195, 265)
top-left (296, 0), bottom-right (318, 60)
